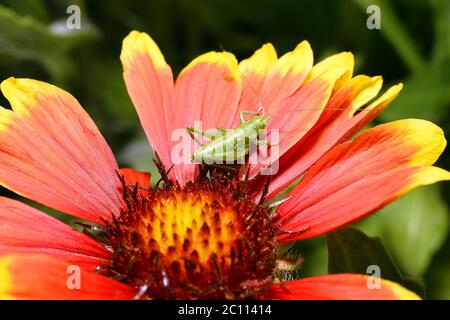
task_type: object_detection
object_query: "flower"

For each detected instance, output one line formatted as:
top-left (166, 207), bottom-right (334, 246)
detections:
top-left (0, 30), bottom-right (448, 300)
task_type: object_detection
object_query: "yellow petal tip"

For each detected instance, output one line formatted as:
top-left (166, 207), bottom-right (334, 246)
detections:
top-left (382, 279), bottom-right (421, 300)
top-left (413, 166), bottom-right (450, 186)
top-left (239, 43), bottom-right (277, 77)
top-left (0, 256), bottom-right (12, 300)
top-left (276, 40), bottom-right (313, 77)
top-left (180, 51), bottom-right (241, 83)
top-left (309, 51), bottom-right (355, 85)
top-left (121, 30), bottom-right (168, 70)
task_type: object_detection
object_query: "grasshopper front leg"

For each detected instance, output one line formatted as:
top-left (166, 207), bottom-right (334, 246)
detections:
top-left (186, 127), bottom-right (204, 146)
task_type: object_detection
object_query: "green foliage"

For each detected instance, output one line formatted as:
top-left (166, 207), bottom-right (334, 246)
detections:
top-left (357, 186), bottom-right (449, 277)
top-left (327, 227), bottom-right (425, 297)
top-left (0, 3), bottom-right (97, 82)
top-left (380, 63), bottom-right (450, 123)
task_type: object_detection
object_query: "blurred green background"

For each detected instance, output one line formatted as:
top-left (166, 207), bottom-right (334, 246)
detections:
top-left (0, 0), bottom-right (449, 298)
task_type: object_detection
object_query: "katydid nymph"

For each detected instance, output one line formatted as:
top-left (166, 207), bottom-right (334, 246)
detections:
top-left (186, 46), bottom-right (373, 166)
top-left (187, 102), bottom-right (376, 172)
top-left (187, 105), bottom-right (271, 165)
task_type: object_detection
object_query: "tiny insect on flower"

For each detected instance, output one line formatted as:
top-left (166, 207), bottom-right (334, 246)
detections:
top-left (188, 106), bottom-right (270, 165)
top-left (0, 30), bottom-right (448, 300)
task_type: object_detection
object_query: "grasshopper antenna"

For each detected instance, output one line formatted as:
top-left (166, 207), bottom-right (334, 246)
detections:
top-left (266, 106), bottom-right (377, 121)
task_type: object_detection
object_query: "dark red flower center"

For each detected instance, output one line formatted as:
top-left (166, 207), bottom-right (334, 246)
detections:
top-left (103, 174), bottom-right (276, 299)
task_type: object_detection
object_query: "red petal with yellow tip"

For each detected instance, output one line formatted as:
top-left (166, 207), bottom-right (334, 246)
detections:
top-left (234, 43), bottom-right (278, 127)
top-left (256, 41), bottom-right (313, 114)
top-left (0, 254), bottom-right (134, 300)
top-left (264, 274), bottom-right (420, 300)
top-left (267, 80), bottom-right (402, 198)
top-left (249, 51), bottom-right (355, 178)
top-left (231, 42), bottom-right (315, 170)
top-left (234, 41), bottom-right (313, 121)
top-left (0, 78), bottom-right (125, 223)
top-left (276, 119), bottom-right (450, 241)
top-left (121, 31), bottom-right (174, 180)
top-left (0, 197), bottom-right (110, 271)
top-left (170, 51), bottom-right (243, 184)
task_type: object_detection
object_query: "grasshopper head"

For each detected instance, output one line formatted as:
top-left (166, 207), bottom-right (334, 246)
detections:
top-left (256, 115), bottom-right (269, 128)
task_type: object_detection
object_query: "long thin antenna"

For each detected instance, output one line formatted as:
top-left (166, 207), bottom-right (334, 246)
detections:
top-left (270, 106), bottom-right (374, 117)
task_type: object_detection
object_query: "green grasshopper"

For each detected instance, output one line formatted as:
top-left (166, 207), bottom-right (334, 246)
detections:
top-left (187, 106), bottom-right (271, 165)
top-left (186, 46), bottom-right (374, 168)
top-left (187, 103), bottom-right (374, 167)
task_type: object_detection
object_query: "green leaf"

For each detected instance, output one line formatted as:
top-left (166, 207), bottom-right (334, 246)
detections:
top-left (327, 227), bottom-right (401, 277)
top-left (426, 260), bottom-right (450, 299)
top-left (3, 0), bottom-right (50, 23)
top-left (357, 185), bottom-right (449, 277)
top-left (326, 226), bottom-right (424, 297)
top-left (294, 237), bottom-right (328, 278)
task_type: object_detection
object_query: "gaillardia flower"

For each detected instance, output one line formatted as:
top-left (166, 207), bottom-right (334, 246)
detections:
top-left (0, 31), bottom-right (448, 300)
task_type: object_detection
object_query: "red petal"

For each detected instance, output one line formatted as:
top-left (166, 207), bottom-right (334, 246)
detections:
top-left (119, 168), bottom-right (151, 188)
top-left (121, 31), bottom-right (174, 179)
top-left (235, 41), bottom-right (313, 120)
top-left (276, 119), bottom-right (450, 241)
top-left (0, 197), bottom-right (110, 271)
top-left (0, 78), bottom-right (125, 223)
top-left (232, 43), bottom-right (278, 128)
top-left (248, 52), bottom-right (354, 178)
top-left (119, 167), bottom-right (151, 197)
top-left (267, 81), bottom-right (402, 198)
top-left (264, 274), bottom-right (420, 300)
top-left (170, 51), bottom-right (242, 184)
top-left (0, 254), bottom-right (134, 299)
top-left (233, 42), bottom-right (315, 174)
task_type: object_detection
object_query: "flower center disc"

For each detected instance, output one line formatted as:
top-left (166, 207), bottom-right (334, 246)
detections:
top-left (105, 178), bottom-right (276, 299)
